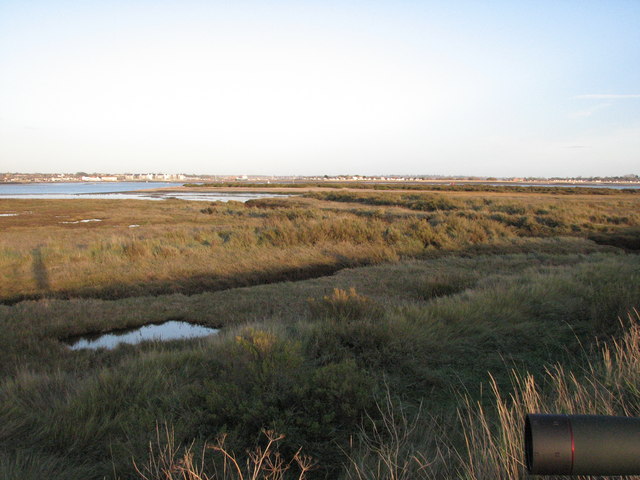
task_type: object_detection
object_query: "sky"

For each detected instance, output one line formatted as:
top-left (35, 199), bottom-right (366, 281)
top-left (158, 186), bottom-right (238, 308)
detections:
top-left (0, 0), bottom-right (639, 177)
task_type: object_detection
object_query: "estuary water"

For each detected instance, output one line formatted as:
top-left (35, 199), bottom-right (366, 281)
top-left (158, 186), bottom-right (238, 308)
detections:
top-left (0, 182), bottom-right (288, 202)
top-left (2, 181), bottom-right (636, 202)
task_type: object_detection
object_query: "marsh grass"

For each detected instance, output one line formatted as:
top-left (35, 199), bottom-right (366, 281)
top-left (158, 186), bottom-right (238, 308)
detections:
top-left (455, 310), bottom-right (640, 480)
top-left (1, 189), bottom-right (640, 479)
top-left (7, 251), bottom-right (639, 478)
top-left (306, 190), bottom-right (640, 237)
top-left (138, 307), bottom-right (640, 480)
top-left (340, 310), bottom-right (640, 480)
top-left (307, 288), bottom-right (384, 321)
top-left (0, 449), bottom-right (101, 480)
top-left (416, 272), bottom-right (477, 299)
top-left (343, 387), bottom-right (454, 480)
top-left (588, 226), bottom-right (640, 250)
top-left (189, 182), bottom-right (640, 196)
top-left (2, 189), bottom-right (638, 302)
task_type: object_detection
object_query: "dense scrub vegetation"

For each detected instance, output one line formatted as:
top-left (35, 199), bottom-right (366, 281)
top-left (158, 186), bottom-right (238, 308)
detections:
top-left (1, 186), bottom-right (639, 479)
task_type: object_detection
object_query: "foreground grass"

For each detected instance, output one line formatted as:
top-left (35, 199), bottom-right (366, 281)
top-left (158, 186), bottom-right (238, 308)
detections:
top-left (343, 309), bottom-right (640, 480)
top-left (1, 250), bottom-right (639, 478)
top-left (1, 187), bottom-right (639, 479)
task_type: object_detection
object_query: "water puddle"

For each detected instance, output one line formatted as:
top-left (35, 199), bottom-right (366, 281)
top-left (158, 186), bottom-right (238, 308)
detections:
top-left (60, 218), bottom-right (102, 224)
top-left (66, 320), bottom-right (219, 350)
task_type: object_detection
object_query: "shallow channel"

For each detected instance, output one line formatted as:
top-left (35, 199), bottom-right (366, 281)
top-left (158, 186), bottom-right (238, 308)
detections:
top-left (66, 320), bottom-right (219, 350)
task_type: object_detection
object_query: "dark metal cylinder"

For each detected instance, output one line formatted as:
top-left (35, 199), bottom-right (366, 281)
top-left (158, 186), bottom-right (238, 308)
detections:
top-left (525, 413), bottom-right (640, 475)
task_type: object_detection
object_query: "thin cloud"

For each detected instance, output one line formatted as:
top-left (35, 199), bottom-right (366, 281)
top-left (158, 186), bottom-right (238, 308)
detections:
top-left (575, 94), bottom-right (640, 100)
top-left (568, 102), bottom-right (612, 118)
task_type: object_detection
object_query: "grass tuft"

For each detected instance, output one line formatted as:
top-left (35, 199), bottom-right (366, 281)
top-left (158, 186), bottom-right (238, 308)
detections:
top-left (308, 288), bottom-right (384, 321)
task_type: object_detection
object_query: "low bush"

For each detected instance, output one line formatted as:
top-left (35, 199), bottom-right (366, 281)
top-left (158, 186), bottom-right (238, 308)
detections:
top-left (199, 328), bottom-right (375, 475)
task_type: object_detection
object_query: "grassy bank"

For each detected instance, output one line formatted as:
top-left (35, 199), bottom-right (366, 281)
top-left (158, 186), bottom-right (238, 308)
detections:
top-left (1, 186), bottom-right (639, 479)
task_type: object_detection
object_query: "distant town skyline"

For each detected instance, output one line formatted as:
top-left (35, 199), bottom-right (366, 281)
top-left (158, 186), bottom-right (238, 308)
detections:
top-left (3, 171), bottom-right (639, 185)
top-left (1, 1), bottom-right (639, 177)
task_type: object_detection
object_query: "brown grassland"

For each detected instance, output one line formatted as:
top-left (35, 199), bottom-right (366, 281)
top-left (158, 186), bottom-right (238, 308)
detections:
top-left (1, 184), bottom-right (639, 479)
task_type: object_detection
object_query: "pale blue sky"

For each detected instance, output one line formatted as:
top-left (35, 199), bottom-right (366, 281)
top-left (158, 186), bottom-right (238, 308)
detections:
top-left (1, 1), bottom-right (638, 177)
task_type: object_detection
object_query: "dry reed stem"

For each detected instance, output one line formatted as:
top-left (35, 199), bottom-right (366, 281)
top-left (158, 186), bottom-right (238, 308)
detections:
top-left (135, 427), bottom-right (314, 480)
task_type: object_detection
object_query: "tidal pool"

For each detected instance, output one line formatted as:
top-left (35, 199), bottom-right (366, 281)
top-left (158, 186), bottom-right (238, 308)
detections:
top-left (66, 320), bottom-right (219, 350)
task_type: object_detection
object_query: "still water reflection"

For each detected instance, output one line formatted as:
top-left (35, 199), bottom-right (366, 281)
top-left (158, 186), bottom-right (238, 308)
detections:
top-left (66, 320), bottom-right (219, 350)
top-left (0, 182), bottom-right (291, 201)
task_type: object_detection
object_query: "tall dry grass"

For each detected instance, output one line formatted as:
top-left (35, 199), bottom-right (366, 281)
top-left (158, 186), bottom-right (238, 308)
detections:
top-left (134, 426), bottom-right (315, 480)
top-left (343, 387), bottom-right (453, 480)
top-left (457, 309), bottom-right (640, 480)
top-left (342, 310), bottom-right (640, 480)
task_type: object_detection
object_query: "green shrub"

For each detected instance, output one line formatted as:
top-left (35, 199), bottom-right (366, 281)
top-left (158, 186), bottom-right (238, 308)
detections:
top-left (305, 317), bottom-right (399, 372)
top-left (200, 328), bottom-right (375, 475)
top-left (201, 329), bottom-right (306, 446)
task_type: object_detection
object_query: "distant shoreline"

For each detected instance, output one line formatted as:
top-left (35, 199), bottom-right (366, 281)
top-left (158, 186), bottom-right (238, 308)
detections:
top-left (155, 180), bottom-right (640, 192)
top-left (3, 178), bottom-right (640, 187)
